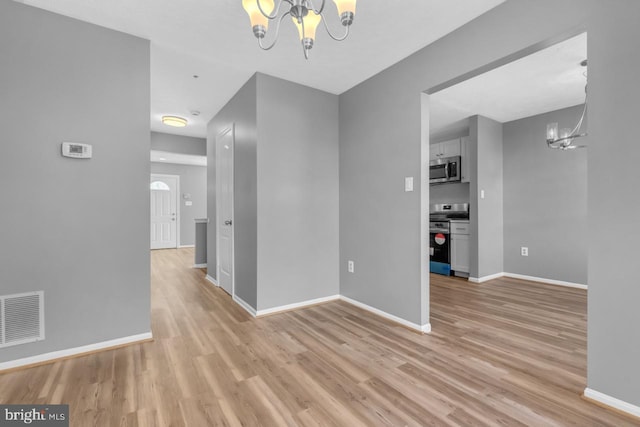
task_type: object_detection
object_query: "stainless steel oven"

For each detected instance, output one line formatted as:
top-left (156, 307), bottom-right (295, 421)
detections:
top-left (429, 203), bottom-right (469, 275)
top-left (429, 156), bottom-right (461, 184)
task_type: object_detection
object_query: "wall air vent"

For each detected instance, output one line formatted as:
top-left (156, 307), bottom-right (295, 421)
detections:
top-left (0, 291), bottom-right (44, 348)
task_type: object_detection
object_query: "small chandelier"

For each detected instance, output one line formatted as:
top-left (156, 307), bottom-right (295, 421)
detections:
top-left (242, 0), bottom-right (357, 59)
top-left (546, 60), bottom-right (588, 150)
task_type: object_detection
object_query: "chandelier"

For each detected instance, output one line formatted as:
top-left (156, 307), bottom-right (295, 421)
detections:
top-left (546, 60), bottom-right (588, 150)
top-left (242, 0), bottom-right (357, 59)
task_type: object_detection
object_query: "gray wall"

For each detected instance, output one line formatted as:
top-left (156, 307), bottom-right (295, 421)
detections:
top-left (339, 67), bottom-right (425, 326)
top-left (503, 105), bottom-right (587, 284)
top-left (587, 0), bottom-right (640, 407)
top-left (207, 74), bottom-right (340, 311)
top-left (471, 116), bottom-right (504, 279)
top-left (0, 2), bottom-right (150, 362)
top-left (150, 163), bottom-right (207, 247)
top-left (207, 76), bottom-right (258, 308)
top-left (151, 131), bottom-right (206, 156)
top-left (256, 74), bottom-right (340, 310)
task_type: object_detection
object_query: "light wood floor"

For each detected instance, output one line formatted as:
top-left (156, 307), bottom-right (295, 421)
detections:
top-left (1, 248), bottom-right (637, 426)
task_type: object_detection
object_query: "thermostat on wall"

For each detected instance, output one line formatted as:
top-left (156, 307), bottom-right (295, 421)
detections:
top-left (62, 142), bottom-right (92, 159)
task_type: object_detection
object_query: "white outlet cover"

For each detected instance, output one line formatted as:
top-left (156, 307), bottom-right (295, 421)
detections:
top-left (348, 260), bottom-right (354, 273)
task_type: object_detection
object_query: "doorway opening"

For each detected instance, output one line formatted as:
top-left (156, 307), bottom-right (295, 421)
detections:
top-left (423, 31), bottom-right (588, 321)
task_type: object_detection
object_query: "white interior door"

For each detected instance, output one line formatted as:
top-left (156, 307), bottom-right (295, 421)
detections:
top-left (216, 126), bottom-right (234, 296)
top-left (150, 174), bottom-right (179, 250)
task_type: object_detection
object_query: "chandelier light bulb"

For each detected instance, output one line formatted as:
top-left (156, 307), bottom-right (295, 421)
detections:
top-left (293, 12), bottom-right (322, 42)
top-left (332, 0), bottom-right (356, 25)
top-left (546, 123), bottom-right (558, 142)
top-left (242, 0), bottom-right (275, 37)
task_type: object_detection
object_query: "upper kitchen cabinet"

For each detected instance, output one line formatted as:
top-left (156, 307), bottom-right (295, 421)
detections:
top-left (430, 138), bottom-right (461, 160)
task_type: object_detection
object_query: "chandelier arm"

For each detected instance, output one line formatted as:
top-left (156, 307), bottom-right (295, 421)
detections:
top-left (319, 12), bottom-right (350, 41)
top-left (257, 0), bottom-right (290, 20)
top-left (257, 11), bottom-right (291, 50)
top-left (307, 0), bottom-right (326, 14)
top-left (569, 95), bottom-right (588, 137)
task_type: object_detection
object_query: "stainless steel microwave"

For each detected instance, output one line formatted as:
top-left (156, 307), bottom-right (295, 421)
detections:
top-left (429, 156), bottom-right (461, 184)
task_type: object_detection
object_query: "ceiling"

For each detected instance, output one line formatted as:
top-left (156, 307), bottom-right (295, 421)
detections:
top-left (430, 32), bottom-right (587, 137)
top-left (18, 0), bottom-right (505, 138)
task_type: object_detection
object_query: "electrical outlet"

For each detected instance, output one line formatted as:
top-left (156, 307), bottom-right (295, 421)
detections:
top-left (521, 247), bottom-right (529, 257)
top-left (348, 260), bottom-right (354, 273)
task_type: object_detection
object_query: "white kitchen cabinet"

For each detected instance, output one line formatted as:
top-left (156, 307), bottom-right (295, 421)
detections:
top-left (450, 220), bottom-right (470, 276)
top-left (430, 138), bottom-right (461, 160)
top-left (460, 136), bottom-right (471, 183)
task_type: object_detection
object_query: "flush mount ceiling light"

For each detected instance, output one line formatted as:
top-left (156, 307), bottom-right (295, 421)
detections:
top-left (546, 60), bottom-right (588, 150)
top-left (242, 0), bottom-right (357, 59)
top-left (162, 116), bottom-right (188, 128)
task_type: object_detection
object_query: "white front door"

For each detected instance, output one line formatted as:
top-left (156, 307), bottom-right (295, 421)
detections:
top-left (150, 174), bottom-right (179, 250)
top-left (216, 126), bottom-right (234, 296)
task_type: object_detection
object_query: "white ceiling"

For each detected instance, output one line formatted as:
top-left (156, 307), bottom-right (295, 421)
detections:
top-left (430, 33), bottom-right (587, 136)
top-left (19, 0), bottom-right (506, 138)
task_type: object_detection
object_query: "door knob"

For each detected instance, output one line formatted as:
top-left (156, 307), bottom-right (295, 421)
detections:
top-left (224, 220), bottom-right (232, 226)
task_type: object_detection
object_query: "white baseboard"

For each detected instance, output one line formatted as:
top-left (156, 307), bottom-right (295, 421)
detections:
top-left (467, 271), bottom-right (588, 290)
top-left (256, 295), bottom-right (340, 317)
top-left (0, 332), bottom-right (152, 372)
top-left (504, 272), bottom-right (587, 289)
top-left (205, 274), bottom-right (218, 286)
top-left (193, 263), bottom-right (207, 268)
top-left (233, 294), bottom-right (257, 317)
top-left (584, 388), bottom-right (640, 418)
top-left (469, 272), bottom-right (505, 283)
top-left (179, 244), bottom-right (195, 248)
top-left (339, 296), bottom-right (430, 333)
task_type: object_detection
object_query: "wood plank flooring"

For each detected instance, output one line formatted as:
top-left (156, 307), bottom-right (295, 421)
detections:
top-left (0, 248), bottom-right (637, 426)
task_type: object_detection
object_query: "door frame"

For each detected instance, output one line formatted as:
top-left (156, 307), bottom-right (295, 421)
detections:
top-left (215, 124), bottom-right (235, 297)
top-left (150, 173), bottom-right (181, 249)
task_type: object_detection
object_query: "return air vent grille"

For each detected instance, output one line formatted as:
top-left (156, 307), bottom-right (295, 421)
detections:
top-left (0, 291), bottom-right (44, 348)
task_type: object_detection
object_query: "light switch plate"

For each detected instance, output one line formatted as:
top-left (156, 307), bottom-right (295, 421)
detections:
top-left (405, 177), bottom-right (414, 192)
top-left (185, 201), bottom-right (193, 206)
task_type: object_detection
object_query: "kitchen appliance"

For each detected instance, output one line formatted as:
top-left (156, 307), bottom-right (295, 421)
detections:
top-left (429, 203), bottom-right (469, 275)
top-left (429, 156), bottom-right (461, 184)
top-left (430, 220), bottom-right (450, 275)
